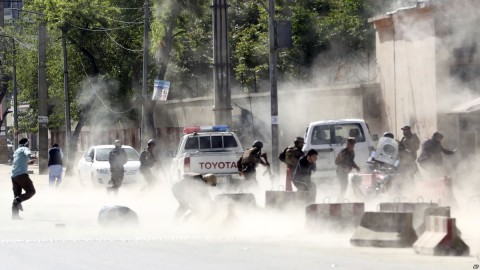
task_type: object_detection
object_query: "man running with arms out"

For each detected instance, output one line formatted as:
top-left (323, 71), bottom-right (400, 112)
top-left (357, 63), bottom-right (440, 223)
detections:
top-left (11, 138), bottom-right (37, 220)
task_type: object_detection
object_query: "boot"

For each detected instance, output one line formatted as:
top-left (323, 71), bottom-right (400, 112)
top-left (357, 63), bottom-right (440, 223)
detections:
top-left (12, 197), bottom-right (23, 211)
top-left (12, 205), bottom-right (22, 220)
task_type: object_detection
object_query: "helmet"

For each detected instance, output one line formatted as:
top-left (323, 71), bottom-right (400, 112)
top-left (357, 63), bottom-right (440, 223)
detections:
top-left (432, 132), bottom-right (444, 141)
top-left (147, 139), bottom-right (156, 146)
top-left (114, 140), bottom-right (122, 147)
top-left (383, 132), bottom-right (394, 139)
top-left (294, 137), bottom-right (305, 144)
top-left (252, 140), bottom-right (263, 149)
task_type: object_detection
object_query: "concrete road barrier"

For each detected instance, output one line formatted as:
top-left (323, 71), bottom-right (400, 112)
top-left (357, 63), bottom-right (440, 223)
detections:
top-left (98, 205), bottom-right (139, 227)
top-left (306, 203), bottom-right (364, 231)
top-left (414, 177), bottom-right (457, 207)
top-left (415, 206), bottom-right (461, 236)
top-left (414, 216), bottom-right (469, 256)
top-left (378, 202), bottom-right (438, 235)
top-left (350, 212), bottom-right (417, 247)
top-left (214, 193), bottom-right (257, 207)
top-left (265, 191), bottom-right (315, 210)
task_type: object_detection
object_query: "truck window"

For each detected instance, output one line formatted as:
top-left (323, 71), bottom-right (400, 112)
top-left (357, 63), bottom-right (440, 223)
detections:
top-left (85, 148), bottom-right (94, 159)
top-left (334, 124), bottom-right (366, 143)
top-left (184, 134), bottom-right (239, 150)
top-left (199, 136), bottom-right (211, 149)
top-left (223, 135), bottom-right (238, 148)
top-left (185, 137), bottom-right (199, 150)
top-left (311, 125), bottom-right (332, 145)
top-left (212, 136), bottom-right (223, 148)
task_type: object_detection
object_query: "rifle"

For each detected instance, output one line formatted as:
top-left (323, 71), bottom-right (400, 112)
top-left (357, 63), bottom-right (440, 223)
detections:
top-left (261, 153), bottom-right (273, 179)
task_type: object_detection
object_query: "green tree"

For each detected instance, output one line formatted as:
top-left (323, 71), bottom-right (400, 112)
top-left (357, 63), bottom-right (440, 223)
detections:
top-left (11, 0), bottom-right (150, 171)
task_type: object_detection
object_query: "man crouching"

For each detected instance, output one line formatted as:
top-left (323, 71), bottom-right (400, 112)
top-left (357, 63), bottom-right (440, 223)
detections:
top-left (172, 173), bottom-right (217, 221)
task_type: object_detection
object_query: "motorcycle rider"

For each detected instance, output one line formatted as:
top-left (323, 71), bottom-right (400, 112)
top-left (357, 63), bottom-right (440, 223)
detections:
top-left (367, 132), bottom-right (399, 168)
top-left (367, 132), bottom-right (401, 195)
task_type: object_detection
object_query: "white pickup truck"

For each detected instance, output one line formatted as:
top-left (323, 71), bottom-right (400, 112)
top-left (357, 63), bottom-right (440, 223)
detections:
top-left (302, 119), bottom-right (377, 178)
top-left (170, 126), bottom-right (244, 183)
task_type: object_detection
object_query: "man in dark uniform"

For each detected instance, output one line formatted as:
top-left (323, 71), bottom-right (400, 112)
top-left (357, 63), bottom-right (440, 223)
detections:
top-left (335, 137), bottom-right (360, 201)
top-left (237, 140), bottom-right (268, 182)
top-left (417, 132), bottom-right (455, 178)
top-left (108, 140), bottom-right (128, 195)
top-left (279, 137), bottom-right (305, 191)
top-left (398, 126), bottom-right (420, 184)
top-left (140, 139), bottom-right (159, 190)
top-left (292, 149), bottom-right (318, 194)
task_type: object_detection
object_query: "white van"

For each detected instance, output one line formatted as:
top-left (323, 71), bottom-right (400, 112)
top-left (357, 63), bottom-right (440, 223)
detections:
top-left (302, 119), bottom-right (376, 178)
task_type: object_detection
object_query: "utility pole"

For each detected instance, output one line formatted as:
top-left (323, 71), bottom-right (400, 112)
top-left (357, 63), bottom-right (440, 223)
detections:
top-left (13, 40), bottom-right (18, 149)
top-left (212, 0), bottom-right (232, 126)
top-left (141, 0), bottom-right (149, 150)
top-left (38, 21), bottom-right (48, 174)
top-left (62, 26), bottom-right (71, 173)
top-left (0, 1), bottom-right (7, 164)
top-left (268, 0), bottom-right (279, 175)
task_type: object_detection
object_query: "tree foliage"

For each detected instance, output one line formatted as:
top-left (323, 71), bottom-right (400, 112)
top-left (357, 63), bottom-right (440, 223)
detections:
top-left (3, 0), bottom-right (385, 139)
top-left (8, 0), bottom-right (150, 135)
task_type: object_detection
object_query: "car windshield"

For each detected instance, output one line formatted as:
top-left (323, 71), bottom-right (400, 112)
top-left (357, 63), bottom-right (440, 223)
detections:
top-left (310, 123), bottom-right (366, 145)
top-left (95, 148), bottom-right (139, 161)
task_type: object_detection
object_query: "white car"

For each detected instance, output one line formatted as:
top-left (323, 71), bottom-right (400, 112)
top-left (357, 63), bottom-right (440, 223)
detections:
top-left (77, 145), bottom-right (141, 185)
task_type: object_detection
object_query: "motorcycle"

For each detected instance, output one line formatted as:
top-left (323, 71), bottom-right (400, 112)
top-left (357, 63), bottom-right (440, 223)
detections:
top-left (350, 136), bottom-right (400, 199)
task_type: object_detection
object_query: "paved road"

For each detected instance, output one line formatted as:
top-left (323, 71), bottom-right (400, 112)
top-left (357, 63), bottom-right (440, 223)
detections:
top-left (0, 164), bottom-right (478, 270)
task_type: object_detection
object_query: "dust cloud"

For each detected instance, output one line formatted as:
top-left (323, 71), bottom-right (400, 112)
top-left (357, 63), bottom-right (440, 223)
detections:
top-left (1, 169), bottom-right (352, 243)
top-left (31, 0), bottom-right (478, 257)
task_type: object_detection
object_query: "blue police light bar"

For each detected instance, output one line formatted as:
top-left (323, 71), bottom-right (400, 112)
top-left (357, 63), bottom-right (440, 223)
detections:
top-left (183, 125), bottom-right (230, 133)
top-left (212, 125), bottom-right (229, 132)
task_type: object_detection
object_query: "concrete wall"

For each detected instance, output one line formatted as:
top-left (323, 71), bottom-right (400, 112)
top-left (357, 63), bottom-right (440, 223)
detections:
top-left (372, 1), bottom-right (480, 152)
top-left (372, 6), bottom-right (438, 142)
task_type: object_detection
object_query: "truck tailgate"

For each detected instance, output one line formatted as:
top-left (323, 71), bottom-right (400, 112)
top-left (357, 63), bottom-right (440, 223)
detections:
top-left (189, 152), bottom-right (240, 174)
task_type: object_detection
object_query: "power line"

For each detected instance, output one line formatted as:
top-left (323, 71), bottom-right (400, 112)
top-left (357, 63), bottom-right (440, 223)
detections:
top-left (91, 4), bottom-right (146, 10)
top-left (0, 33), bottom-right (35, 50)
top-left (69, 22), bottom-right (141, 32)
top-left (78, 54), bottom-right (134, 114)
top-left (105, 31), bottom-right (143, 52)
top-left (102, 15), bottom-right (144, 24)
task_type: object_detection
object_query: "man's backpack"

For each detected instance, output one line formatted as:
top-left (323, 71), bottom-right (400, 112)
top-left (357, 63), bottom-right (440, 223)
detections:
top-left (284, 146), bottom-right (298, 167)
top-left (241, 148), bottom-right (257, 166)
